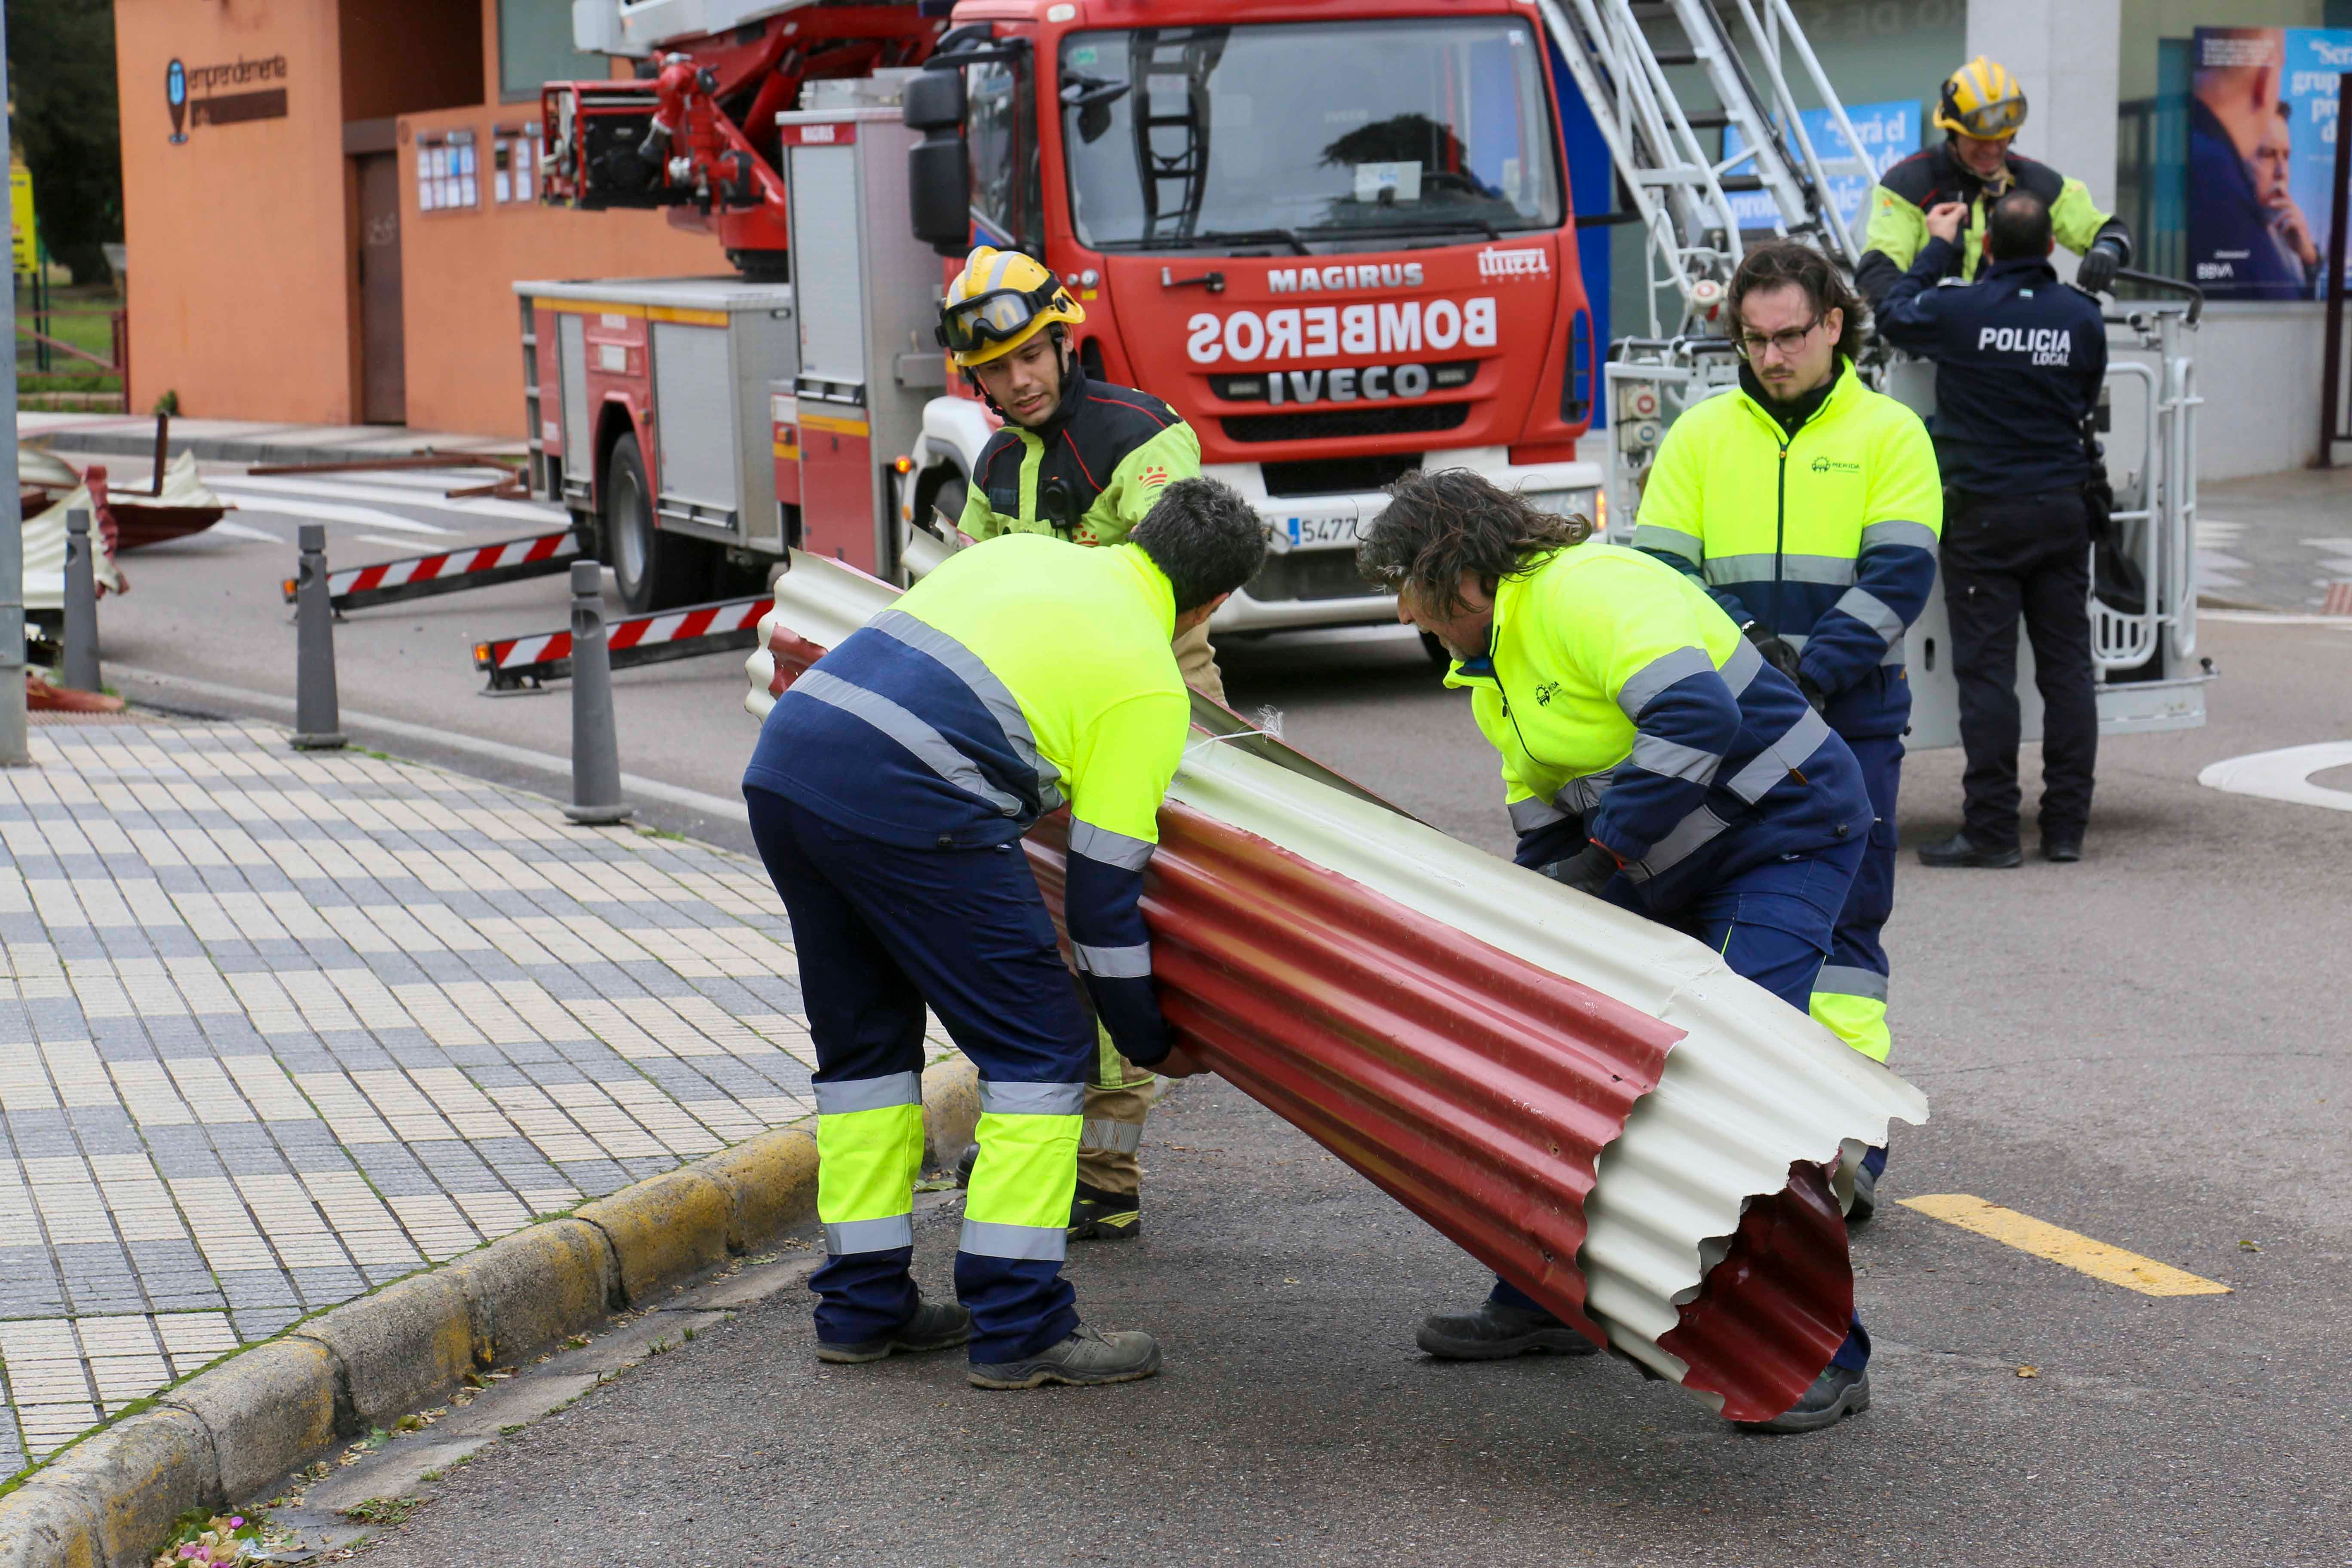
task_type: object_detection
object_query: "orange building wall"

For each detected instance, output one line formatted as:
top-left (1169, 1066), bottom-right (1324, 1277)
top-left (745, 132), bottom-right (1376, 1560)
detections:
top-left (114, 0), bottom-right (358, 424)
top-left (341, 0), bottom-right (482, 124)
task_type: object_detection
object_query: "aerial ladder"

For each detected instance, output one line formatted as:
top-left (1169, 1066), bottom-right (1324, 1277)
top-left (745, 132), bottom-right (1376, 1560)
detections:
top-left (1534, 0), bottom-right (2214, 742)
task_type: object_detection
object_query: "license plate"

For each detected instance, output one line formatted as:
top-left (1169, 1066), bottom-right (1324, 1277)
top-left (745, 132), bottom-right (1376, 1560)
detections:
top-left (1279, 514), bottom-right (1363, 551)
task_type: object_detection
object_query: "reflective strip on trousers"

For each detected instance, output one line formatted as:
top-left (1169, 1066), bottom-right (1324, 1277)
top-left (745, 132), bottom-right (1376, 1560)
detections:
top-left (1079, 1117), bottom-right (1143, 1155)
top-left (1074, 941), bottom-right (1152, 978)
top-left (959, 1217), bottom-right (1069, 1262)
top-left (1814, 964), bottom-right (1890, 1004)
top-left (978, 1079), bottom-right (1087, 1116)
top-left (813, 1072), bottom-right (923, 1117)
top-left (823, 1214), bottom-right (915, 1255)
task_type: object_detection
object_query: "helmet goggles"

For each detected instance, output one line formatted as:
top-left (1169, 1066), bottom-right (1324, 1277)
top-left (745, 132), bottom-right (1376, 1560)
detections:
top-left (936, 279), bottom-right (1071, 356)
top-left (1946, 93), bottom-right (2025, 139)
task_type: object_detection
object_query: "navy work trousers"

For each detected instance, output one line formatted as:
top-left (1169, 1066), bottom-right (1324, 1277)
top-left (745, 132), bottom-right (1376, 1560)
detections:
top-left (746, 788), bottom-right (1091, 1363)
top-left (1494, 824), bottom-right (1874, 1376)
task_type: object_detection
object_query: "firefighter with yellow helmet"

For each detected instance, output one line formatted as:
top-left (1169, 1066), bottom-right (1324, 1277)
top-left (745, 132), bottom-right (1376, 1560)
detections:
top-left (938, 245), bottom-right (1220, 1243)
top-left (1853, 57), bottom-right (2134, 307)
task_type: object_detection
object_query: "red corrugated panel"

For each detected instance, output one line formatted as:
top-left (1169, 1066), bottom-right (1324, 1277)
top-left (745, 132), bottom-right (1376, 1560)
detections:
top-left (1657, 1161), bottom-right (1854, 1422)
top-left (1027, 808), bottom-right (1675, 1342)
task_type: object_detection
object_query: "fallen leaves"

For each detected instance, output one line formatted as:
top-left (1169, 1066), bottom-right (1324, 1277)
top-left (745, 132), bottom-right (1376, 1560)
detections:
top-left (2015, 1366), bottom-right (2039, 1378)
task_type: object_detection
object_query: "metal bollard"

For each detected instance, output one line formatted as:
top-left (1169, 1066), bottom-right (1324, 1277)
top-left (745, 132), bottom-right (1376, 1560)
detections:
top-left (291, 523), bottom-right (347, 750)
top-left (61, 508), bottom-right (101, 692)
top-left (563, 560), bottom-right (633, 824)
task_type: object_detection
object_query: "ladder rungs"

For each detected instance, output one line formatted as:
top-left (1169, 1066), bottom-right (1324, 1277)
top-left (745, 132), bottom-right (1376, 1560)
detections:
top-left (1653, 49), bottom-right (1700, 67)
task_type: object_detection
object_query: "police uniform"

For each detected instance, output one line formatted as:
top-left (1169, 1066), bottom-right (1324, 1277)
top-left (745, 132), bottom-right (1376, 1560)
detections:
top-left (1632, 359), bottom-right (1942, 1066)
top-left (1876, 236), bottom-right (2107, 855)
top-left (1446, 540), bottom-right (1879, 1396)
top-left (742, 533), bottom-right (1187, 1366)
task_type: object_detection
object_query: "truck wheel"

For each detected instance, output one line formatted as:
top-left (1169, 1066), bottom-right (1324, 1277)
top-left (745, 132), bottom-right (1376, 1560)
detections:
top-left (605, 433), bottom-right (707, 613)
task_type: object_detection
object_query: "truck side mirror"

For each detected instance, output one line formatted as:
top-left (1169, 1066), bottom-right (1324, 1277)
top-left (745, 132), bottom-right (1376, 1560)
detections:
top-left (905, 68), bottom-right (970, 255)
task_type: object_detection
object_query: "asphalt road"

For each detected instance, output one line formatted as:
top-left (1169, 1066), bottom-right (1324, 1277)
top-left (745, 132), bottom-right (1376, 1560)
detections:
top-left (78, 466), bottom-right (2352, 1564)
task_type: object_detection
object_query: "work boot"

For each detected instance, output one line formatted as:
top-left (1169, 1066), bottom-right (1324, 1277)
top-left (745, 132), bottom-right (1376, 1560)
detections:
top-left (1416, 1298), bottom-right (1597, 1360)
top-left (1848, 1158), bottom-right (1880, 1225)
top-left (955, 1142), bottom-right (979, 1189)
top-left (1069, 1180), bottom-right (1140, 1241)
top-left (814, 1297), bottom-right (973, 1364)
top-left (2041, 834), bottom-right (2083, 863)
top-left (1916, 831), bottom-right (2021, 869)
top-left (968, 1326), bottom-right (1161, 1390)
top-left (1733, 1364), bottom-right (1871, 1433)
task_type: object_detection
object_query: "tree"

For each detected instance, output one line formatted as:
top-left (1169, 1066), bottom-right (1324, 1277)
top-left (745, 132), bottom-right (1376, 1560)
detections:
top-left (7, 0), bottom-right (122, 285)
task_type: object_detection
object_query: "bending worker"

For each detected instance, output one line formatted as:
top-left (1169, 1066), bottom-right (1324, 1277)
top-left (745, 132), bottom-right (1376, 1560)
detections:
top-left (1854, 56), bottom-right (2133, 308)
top-left (1631, 241), bottom-right (1941, 1220)
top-left (1877, 193), bottom-right (2107, 868)
top-left (1360, 468), bottom-right (1878, 1434)
top-left (944, 245), bottom-right (1222, 1239)
top-left (741, 477), bottom-right (1265, 1387)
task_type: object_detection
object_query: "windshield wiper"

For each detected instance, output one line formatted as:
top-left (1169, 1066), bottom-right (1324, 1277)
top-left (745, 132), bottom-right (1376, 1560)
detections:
top-left (1175, 227), bottom-right (1315, 255)
top-left (1326, 216), bottom-right (1507, 242)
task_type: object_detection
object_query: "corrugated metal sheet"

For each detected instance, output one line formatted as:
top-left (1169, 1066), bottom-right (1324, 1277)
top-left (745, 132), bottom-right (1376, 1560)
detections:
top-left (745, 554), bottom-right (1928, 1421)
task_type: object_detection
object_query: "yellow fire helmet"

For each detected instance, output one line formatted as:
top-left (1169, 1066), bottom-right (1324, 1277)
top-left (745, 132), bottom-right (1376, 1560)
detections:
top-left (1936, 56), bottom-right (2027, 141)
top-left (937, 246), bottom-right (1087, 369)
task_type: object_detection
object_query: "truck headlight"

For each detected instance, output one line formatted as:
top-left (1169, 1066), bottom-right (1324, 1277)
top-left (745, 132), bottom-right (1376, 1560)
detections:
top-left (1521, 487), bottom-right (1599, 524)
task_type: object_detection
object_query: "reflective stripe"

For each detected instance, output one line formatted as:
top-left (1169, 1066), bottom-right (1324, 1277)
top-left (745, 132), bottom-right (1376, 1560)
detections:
top-left (1724, 706), bottom-right (1834, 802)
top-left (978, 1079), bottom-right (1087, 1116)
top-left (1629, 732), bottom-right (1723, 785)
top-left (1860, 519), bottom-right (1939, 555)
top-left (1554, 769), bottom-right (1615, 815)
top-left (1074, 941), bottom-right (1153, 979)
top-left (1079, 1117), bottom-right (1144, 1154)
top-left (1509, 795), bottom-right (1569, 835)
top-left (1718, 637), bottom-right (1764, 695)
top-left (1880, 645), bottom-right (1907, 667)
top-left (959, 1217), bottom-right (1068, 1262)
top-left (1814, 965), bottom-right (1890, 1003)
top-left (1623, 805), bottom-right (1732, 881)
top-left (793, 669), bottom-right (1025, 818)
top-left (1832, 587), bottom-right (1906, 645)
top-left (1700, 552), bottom-right (1854, 586)
top-left (1630, 522), bottom-right (1703, 561)
top-left (870, 609), bottom-right (1060, 803)
top-left (814, 1072), bottom-right (923, 1117)
top-left (824, 1214), bottom-right (914, 1255)
top-left (1070, 818), bottom-right (1155, 872)
top-left (1616, 646), bottom-right (1716, 719)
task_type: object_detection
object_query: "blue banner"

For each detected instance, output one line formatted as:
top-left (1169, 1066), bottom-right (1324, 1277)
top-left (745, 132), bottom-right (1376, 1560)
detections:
top-left (1721, 99), bottom-right (1920, 234)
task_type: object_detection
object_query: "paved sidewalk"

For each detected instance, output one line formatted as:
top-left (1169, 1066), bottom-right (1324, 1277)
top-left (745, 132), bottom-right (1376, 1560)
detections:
top-left (2196, 466), bottom-right (2352, 613)
top-left (18, 411), bottom-right (528, 469)
top-left (0, 718), bottom-right (876, 1482)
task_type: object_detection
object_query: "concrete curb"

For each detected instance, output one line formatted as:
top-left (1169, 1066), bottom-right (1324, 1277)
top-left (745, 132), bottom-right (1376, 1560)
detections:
top-left (31, 429), bottom-right (528, 469)
top-left (0, 1058), bottom-right (983, 1568)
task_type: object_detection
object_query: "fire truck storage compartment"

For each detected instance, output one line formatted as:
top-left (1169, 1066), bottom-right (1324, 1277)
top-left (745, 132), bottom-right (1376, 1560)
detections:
top-left (781, 83), bottom-right (934, 579)
top-left (519, 276), bottom-right (800, 554)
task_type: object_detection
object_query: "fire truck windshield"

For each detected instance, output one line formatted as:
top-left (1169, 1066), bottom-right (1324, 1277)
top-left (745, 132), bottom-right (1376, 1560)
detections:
top-left (1059, 18), bottom-right (1563, 252)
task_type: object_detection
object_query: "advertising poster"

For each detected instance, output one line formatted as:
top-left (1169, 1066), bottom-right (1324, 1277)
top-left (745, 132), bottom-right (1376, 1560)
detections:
top-left (2189, 26), bottom-right (2352, 301)
top-left (1722, 99), bottom-right (1920, 235)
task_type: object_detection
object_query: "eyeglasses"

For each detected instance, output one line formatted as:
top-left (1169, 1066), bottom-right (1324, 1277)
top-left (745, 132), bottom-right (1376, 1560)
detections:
top-left (1733, 315), bottom-right (1823, 360)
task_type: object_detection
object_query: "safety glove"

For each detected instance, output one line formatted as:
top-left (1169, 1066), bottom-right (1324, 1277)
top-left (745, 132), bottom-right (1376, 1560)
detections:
top-left (2075, 242), bottom-right (2122, 295)
top-left (1743, 621), bottom-right (1805, 686)
top-left (1538, 842), bottom-right (1623, 896)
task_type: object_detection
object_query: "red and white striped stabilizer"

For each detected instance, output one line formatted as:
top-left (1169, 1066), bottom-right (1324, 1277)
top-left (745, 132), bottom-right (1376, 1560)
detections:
top-left (281, 527), bottom-right (583, 612)
top-left (473, 596), bottom-right (770, 690)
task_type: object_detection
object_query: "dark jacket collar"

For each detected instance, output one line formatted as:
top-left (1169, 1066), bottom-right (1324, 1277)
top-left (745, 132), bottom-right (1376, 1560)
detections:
top-left (1737, 356), bottom-right (1846, 437)
top-left (1980, 254), bottom-right (2059, 286)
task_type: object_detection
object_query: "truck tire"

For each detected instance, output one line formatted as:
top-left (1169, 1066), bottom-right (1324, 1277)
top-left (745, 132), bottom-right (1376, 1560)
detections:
top-left (605, 433), bottom-right (708, 613)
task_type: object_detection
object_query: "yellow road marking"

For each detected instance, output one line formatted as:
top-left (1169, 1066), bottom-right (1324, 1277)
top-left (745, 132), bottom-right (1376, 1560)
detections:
top-left (1899, 1194), bottom-right (2232, 1297)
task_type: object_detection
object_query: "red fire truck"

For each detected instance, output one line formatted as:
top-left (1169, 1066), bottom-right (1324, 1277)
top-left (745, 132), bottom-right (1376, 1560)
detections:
top-left (524, 0), bottom-right (1601, 634)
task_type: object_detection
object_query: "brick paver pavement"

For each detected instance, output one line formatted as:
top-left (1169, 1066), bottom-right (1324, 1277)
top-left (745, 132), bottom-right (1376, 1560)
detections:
top-left (0, 720), bottom-right (885, 1480)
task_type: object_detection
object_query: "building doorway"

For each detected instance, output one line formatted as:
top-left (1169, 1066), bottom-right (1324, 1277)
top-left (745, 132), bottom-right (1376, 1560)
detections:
top-left (356, 151), bottom-right (406, 423)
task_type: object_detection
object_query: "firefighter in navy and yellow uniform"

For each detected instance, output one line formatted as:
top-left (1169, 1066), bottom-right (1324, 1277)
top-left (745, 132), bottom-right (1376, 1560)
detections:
top-left (1853, 56), bottom-right (2133, 309)
top-left (1360, 468), bottom-right (1879, 1434)
top-left (1631, 242), bottom-right (1941, 1221)
top-left (740, 478), bottom-right (1265, 1388)
top-left (941, 246), bottom-right (1217, 1237)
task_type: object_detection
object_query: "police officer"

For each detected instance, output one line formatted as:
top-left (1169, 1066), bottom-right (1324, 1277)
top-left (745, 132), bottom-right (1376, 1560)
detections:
top-left (1854, 57), bottom-right (2133, 309)
top-left (941, 246), bottom-right (1219, 1236)
top-left (1361, 469), bottom-right (1878, 1434)
top-left (741, 478), bottom-right (1265, 1388)
top-left (1876, 192), bottom-right (2107, 868)
top-left (1630, 241), bottom-right (1941, 1219)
